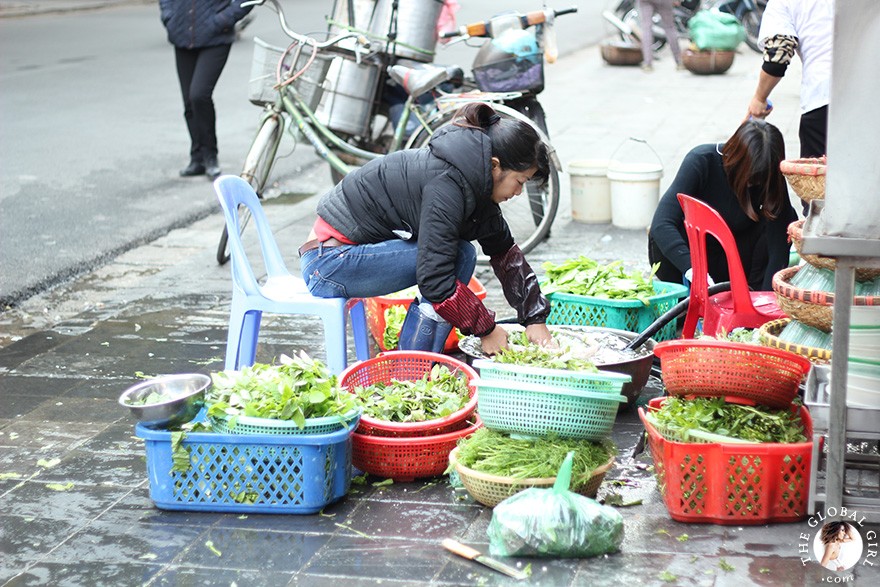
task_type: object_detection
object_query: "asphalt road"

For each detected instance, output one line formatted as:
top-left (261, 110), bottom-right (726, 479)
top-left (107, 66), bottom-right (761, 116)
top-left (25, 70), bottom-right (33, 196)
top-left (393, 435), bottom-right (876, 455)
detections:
top-left (0, 0), bottom-right (609, 307)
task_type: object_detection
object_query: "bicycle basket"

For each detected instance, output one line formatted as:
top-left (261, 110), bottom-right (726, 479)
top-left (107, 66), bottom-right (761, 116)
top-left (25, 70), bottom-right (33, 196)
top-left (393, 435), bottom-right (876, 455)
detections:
top-left (248, 37), bottom-right (332, 110)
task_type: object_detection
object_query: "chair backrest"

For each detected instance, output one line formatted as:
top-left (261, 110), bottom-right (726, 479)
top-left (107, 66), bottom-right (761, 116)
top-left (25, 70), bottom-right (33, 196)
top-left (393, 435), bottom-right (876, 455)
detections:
top-left (677, 193), bottom-right (759, 322)
top-left (214, 175), bottom-right (291, 297)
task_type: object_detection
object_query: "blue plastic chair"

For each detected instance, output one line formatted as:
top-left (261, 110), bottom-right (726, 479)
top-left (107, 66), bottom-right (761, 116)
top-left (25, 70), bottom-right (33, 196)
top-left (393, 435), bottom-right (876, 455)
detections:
top-left (213, 175), bottom-right (370, 373)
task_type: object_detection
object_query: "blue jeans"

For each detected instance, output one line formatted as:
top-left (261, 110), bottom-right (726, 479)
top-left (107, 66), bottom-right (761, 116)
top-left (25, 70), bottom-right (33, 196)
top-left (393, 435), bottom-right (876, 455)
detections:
top-left (301, 239), bottom-right (477, 299)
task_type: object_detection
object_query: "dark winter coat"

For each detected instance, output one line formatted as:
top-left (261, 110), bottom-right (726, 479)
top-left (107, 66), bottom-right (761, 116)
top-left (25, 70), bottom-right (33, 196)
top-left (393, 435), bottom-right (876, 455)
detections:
top-left (316, 124), bottom-right (516, 303)
top-left (159, 0), bottom-right (253, 49)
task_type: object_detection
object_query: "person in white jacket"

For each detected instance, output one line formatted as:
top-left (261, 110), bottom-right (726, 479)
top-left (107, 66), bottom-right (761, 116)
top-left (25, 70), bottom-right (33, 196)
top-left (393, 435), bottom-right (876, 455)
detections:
top-left (745, 0), bottom-right (833, 159)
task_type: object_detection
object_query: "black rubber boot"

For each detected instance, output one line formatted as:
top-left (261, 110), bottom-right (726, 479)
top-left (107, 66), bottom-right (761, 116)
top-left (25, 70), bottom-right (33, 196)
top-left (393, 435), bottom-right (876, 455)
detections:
top-left (397, 299), bottom-right (453, 353)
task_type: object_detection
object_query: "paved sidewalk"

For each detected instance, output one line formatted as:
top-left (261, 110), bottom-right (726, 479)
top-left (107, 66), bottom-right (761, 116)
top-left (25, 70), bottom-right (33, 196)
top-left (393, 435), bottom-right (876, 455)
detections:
top-left (0, 0), bottom-right (145, 18)
top-left (3, 14), bottom-right (879, 587)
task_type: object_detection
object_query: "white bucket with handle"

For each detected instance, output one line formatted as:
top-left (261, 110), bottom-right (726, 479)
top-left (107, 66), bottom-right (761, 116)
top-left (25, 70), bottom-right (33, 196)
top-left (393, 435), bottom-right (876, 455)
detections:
top-left (569, 159), bottom-right (611, 224)
top-left (607, 138), bottom-right (664, 229)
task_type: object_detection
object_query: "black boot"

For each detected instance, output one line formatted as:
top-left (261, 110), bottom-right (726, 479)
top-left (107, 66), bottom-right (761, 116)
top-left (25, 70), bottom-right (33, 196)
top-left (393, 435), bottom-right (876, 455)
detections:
top-left (204, 156), bottom-right (222, 180)
top-left (398, 299), bottom-right (453, 353)
top-left (179, 160), bottom-right (205, 177)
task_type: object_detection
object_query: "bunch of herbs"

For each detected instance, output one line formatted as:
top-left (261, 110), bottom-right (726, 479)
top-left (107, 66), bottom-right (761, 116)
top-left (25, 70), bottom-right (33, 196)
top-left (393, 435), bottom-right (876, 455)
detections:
top-left (541, 256), bottom-right (659, 304)
top-left (206, 351), bottom-right (358, 429)
top-left (352, 363), bottom-right (470, 422)
top-left (494, 331), bottom-right (598, 371)
top-left (651, 397), bottom-right (807, 443)
top-left (454, 428), bottom-right (614, 484)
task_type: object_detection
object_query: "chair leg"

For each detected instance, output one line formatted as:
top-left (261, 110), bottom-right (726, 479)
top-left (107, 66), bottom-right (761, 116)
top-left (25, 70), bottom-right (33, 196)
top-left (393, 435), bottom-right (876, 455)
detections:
top-left (225, 308), bottom-right (246, 371)
top-left (681, 303), bottom-right (701, 339)
top-left (320, 307), bottom-right (349, 375)
top-left (236, 310), bottom-right (262, 369)
top-left (349, 300), bottom-right (371, 361)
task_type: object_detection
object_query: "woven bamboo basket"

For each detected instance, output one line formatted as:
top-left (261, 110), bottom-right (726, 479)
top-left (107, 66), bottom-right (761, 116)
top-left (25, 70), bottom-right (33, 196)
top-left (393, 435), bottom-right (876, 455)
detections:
top-left (600, 39), bottom-right (643, 66)
top-left (772, 266), bottom-right (834, 332)
top-left (449, 447), bottom-right (614, 507)
top-left (788, 220), bottom-right (880, 280)
top-left (780, 157), bottom-right (826, 203)
top-left (682, 49), bottom-right (735, 75)
top-left (772, 266), bottom-right (880, 333)
top-left (758, 318), bottom-right (832, 364)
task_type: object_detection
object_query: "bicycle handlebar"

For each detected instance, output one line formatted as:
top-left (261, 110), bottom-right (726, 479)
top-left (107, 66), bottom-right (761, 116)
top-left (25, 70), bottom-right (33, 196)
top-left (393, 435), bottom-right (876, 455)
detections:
top-left (439, 6), bottom-right (578, 39)
top-left (242, 0), bottom-right (371, 51)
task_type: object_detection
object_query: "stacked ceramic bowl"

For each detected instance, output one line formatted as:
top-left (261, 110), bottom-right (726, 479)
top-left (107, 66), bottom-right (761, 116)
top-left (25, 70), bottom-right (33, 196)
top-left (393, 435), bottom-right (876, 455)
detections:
top-left (848, 307), bottom-right (880, 408)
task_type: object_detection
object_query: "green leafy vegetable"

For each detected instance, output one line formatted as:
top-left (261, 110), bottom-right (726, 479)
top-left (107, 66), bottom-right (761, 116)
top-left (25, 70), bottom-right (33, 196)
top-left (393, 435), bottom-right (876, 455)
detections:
top-left (383, 304), bottom-right (409, 350)
top-left (45, 482), bottom-right (74, 491)
top-left (207, 352), bottom-right (358, 429)
top-left (494, 331), bottom-right (598, 371)
top-left (659, 570), bottom-right (677, 582)
top-left (542, 256), bottom-right (659, 304)
top-left (353, 364), bottom-right (470, 422)
top-left (651, 397), bottom-right (807, 443)
top-left (719, 559), bottom-right (735, 572)
top-left (205, 540), bottom-right (222, 557)
top-left (453, 428), bottom-right (614, 485)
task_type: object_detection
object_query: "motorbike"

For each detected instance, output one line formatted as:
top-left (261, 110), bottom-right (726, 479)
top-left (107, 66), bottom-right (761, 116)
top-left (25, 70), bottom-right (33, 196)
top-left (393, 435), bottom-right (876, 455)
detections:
top-left (607, 0), bottom-right (765, 53)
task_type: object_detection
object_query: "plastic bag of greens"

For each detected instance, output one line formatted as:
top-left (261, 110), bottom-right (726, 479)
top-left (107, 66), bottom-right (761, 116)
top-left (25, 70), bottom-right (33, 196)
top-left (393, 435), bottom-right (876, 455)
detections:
top-left (487, 452), bottom-right (624, 558)
top-left (688, 10), bottom-right (745, 51)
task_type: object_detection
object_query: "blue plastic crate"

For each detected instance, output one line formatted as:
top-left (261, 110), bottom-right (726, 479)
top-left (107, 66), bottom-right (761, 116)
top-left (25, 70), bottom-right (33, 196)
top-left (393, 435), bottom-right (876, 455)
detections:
top-left (136, 423), bottom-right (354, 514)
top-left (546, 280), bottom-right (688, 341)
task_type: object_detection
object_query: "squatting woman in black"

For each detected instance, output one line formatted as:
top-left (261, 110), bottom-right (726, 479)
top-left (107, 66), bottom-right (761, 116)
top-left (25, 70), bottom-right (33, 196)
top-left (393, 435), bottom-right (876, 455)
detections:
top-left (298, 103), bottom-right (553, 354)
top-left (649, 119), bottom-right (797, 291)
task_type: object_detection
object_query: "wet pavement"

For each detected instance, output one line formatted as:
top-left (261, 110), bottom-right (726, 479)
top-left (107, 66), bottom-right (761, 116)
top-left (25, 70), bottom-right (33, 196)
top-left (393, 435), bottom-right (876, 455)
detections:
top-left (3, 3), bottom-right (880, 587)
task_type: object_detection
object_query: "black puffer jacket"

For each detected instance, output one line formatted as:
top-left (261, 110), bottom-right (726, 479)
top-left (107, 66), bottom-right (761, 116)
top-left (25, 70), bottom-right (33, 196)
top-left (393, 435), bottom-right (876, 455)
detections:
top-left (317, 124), bottom-right (515, 303)
top-left (159, 0), bottom-right (252, 49)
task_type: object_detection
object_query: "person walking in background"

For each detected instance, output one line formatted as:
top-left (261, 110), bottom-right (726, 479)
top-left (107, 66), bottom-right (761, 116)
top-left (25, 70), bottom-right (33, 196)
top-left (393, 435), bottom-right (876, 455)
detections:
top-left (648, 119), bottom-right (797, 291)
top-left (159, 0), bottom-right (254, 180)
top-left (635, 0), bottom-right (684, 72)
top-left (745, 0), bottom-right (833, 159)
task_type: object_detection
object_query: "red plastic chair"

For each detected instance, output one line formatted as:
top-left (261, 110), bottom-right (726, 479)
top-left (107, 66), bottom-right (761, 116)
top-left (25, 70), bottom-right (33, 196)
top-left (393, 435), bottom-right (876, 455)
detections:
top-left (677, 193), bottom-right (786, 338)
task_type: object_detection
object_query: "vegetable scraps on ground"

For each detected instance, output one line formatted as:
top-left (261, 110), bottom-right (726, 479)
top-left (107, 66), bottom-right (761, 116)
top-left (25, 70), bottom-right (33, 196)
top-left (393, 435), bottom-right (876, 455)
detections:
top-left (493, 330), bottom-right (598, 371)
top-left (207, 352), bottom-right (359, 430)
top-left (453, 428), bottom-right (615, 487)
top-left (541, 256), bottom-right (659, 304)
top-left (649, 397), bottom-right (808, 443)
top-left (352, 363), bottom-right (471, 423)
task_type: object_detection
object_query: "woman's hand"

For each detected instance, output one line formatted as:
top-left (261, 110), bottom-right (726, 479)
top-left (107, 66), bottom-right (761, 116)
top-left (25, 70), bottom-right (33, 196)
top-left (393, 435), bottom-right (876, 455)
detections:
top-left (480, 325), bottom-right (509, 356)
top-left (525, 323), bottom-right (555, 348)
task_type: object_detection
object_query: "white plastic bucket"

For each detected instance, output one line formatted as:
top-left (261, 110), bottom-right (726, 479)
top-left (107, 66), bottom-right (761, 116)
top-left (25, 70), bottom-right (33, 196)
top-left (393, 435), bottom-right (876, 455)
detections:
top-left (607, 163), bottom-right (663, 229)
top-left (607, 137), bottom-right (664, 229)
top-left (568, 160), bottom-right (611, 224)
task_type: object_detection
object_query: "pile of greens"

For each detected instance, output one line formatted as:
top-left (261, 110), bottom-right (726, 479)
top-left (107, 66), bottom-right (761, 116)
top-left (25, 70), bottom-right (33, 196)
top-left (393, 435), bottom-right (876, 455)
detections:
top-left (650, 397), bottom-right (807, 443)
top-left (352, 363), bottom-right (471, 422)
top-left (494, 331), bottom-right (598, 372)
top-left (701, 328), bottom-right (759, 344)
top-left (125, 391), bottom-right (170, 406)
top-left (541, 256), bottom-right (659, 304)
top-left (383, 304), bottom-right (408, 350)
top-left (206, 352), bottom-right (359, 429)
top-left (454, 428), bottom-right (615, 484)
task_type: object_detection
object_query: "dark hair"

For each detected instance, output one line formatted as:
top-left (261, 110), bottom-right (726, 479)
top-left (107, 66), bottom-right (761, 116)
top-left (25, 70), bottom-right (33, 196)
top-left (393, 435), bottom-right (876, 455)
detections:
top-left (451, 102), bottom-right (550, 187)
top-left (722, 118), bottom-right (788, 222)
top-left (820, 522), bottom-right (852, 545)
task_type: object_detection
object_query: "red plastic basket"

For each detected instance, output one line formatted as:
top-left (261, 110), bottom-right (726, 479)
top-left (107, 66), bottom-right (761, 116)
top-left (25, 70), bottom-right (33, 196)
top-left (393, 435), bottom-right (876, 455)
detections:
top-left (640, 397), bottom-right (812, 525)
top-left (364, 277), bottom-right (487, 352)
top-left (653, 339), bottom-right (812, 409)
top-left (352, 416), bottom-right (483, 482)
top-left (339, 351), bottom-right (478, 437)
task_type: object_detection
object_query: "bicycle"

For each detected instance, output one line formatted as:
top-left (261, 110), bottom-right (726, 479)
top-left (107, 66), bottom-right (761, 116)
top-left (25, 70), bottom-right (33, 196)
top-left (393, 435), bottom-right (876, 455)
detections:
top-left (217, 0), bottom-right (564, 265)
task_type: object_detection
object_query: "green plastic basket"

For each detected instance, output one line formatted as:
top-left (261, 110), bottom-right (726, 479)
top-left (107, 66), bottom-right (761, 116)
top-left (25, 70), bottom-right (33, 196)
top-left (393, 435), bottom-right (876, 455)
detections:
top-left (473, 359), bottom-right (631, 395)
top-left (475, 377), bottom-right (627, 441)
top-left (545, 280), bottom-right (688, 341)
top-left (208, 408), bottom-right (362, 436)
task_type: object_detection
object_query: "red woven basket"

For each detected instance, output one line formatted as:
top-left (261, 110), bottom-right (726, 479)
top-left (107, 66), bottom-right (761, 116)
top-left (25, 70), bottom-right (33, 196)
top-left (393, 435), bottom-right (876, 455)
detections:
top-left (339, 351), bottom-right (478, 437)
top-left (352, 416), bottom-right (483, 482)
top-left (640, 397), bottom-right (812, 525)
top-left (653, 339), bottom-right (812, 409)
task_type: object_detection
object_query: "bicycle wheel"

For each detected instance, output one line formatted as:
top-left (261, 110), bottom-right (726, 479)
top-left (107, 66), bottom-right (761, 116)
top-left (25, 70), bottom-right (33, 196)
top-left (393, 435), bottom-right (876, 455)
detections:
top-left (412, 105), bottom-right (560, 263)
top-left (217, 115), bottom-right (283, 265)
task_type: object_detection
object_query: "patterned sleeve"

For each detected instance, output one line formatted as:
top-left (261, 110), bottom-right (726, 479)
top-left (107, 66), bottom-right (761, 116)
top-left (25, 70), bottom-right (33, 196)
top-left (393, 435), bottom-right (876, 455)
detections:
top-left (762, 34), bottom-right (798, 77)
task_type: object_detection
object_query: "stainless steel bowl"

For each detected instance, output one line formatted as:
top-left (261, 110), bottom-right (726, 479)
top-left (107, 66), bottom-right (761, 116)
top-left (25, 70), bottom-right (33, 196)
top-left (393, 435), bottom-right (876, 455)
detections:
top-left (118, 373), bottom-right (210, 429)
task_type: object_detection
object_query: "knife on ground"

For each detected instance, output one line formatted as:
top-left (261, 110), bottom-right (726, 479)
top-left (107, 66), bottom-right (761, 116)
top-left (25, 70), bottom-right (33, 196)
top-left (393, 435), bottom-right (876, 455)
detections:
top-left (441, 539), bottom-right (529, 581)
